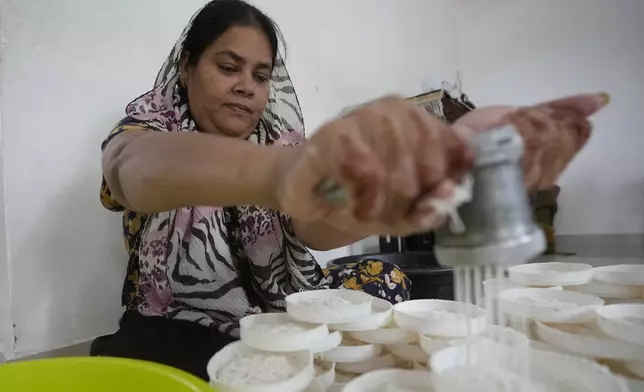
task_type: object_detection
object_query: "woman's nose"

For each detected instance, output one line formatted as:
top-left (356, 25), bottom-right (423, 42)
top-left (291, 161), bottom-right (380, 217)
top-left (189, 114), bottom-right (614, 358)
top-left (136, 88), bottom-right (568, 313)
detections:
top-left (233, 73), bottom-right (255, 97)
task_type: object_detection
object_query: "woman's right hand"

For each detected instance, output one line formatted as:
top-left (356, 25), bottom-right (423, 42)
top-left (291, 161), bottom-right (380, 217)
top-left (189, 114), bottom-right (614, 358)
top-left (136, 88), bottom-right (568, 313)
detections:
top-left (273, 96), bottom-right (473, 236)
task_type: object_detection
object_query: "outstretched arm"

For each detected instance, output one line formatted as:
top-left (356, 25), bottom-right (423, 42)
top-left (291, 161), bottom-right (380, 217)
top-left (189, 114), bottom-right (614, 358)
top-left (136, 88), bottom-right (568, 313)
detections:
top-left (102, 127), bottom-right (288, 213)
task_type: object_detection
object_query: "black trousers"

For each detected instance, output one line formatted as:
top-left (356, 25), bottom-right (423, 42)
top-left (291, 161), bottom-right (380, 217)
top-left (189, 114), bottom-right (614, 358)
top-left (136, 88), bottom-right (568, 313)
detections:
top-left (90, 311), bottom-right (235, 380)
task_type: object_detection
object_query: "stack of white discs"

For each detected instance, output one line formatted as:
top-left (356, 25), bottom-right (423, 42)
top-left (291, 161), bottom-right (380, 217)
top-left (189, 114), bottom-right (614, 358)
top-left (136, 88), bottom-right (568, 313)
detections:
top-left (596, 303), bottom-right (644, 379)
top-left (341, 341), bottom-right (629, 392)
top-left (207, 289), bottom-right (384, 392)
top-left (499, 261), bottom-right (644, 389)
top-left (206, 290), bottom-right (498, 391)
top-left (339, 261), bottom-right (638, 392)
top-left (393, 299), bottom-right (485, 368)
top-left (565, 263), bottom-right (644, 303)
top-left (508, 262), bottom-right (594, 288)
top-left (207, 289), bottom-right (373, 392)
top-left (206, 261), bottom-right (644, 391)
top-left (497, 262), bottom-right (599, 339)
top-left (428, 339), bottom-right (630, 392)
top-left (339, 261), bottom-right (633, 392)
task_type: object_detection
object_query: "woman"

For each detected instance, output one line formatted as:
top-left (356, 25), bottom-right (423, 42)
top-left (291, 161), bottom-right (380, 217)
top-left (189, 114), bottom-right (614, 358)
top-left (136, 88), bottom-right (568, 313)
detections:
top-left (94, 0), bottom-right (608, 379)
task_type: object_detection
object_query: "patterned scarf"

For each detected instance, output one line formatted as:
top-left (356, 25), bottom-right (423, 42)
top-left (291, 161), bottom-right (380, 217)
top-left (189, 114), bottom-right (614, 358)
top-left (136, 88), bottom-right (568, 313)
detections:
top-left (126, 4), bottom-right (327, 336)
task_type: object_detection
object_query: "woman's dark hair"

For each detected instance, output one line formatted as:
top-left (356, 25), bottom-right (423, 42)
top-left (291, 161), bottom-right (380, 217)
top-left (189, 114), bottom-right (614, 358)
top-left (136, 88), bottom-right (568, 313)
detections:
top-left (182, 0), bottom-right (284, 68)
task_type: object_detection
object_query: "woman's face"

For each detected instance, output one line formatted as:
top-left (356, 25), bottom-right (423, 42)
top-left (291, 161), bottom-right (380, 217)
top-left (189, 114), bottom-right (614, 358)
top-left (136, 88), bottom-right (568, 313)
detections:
top-left (181, 26), bottom-right (273, 138)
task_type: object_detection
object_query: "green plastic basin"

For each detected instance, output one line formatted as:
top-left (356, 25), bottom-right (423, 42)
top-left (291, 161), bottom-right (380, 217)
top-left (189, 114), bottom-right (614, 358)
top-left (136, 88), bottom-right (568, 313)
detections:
top-left (0, 356), bottom-right (214, 391)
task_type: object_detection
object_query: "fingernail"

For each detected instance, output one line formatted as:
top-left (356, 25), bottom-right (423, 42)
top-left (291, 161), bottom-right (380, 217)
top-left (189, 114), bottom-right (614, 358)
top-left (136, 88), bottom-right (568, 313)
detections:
top-left (598, 92), bottom-right (611, 106)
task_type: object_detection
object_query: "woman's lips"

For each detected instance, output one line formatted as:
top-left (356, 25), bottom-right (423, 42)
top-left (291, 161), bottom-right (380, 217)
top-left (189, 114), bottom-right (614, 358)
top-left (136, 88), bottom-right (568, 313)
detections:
top-left (225, 103), bottom-right (251, 113)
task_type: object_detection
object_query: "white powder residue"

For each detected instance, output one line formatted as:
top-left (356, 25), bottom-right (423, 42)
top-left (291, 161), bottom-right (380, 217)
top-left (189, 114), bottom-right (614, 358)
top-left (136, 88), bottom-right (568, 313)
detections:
top-left (252, 322), bottom-right (307, 334)
top-left (299, 296), bottom-right (352, 309)
top-left (215, 353), bottom-right (299, 385)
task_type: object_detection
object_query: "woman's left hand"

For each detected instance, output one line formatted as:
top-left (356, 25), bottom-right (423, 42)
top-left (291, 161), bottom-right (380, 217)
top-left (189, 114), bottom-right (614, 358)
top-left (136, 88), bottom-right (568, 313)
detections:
top-left (454, 92), bottom-right (609, 191)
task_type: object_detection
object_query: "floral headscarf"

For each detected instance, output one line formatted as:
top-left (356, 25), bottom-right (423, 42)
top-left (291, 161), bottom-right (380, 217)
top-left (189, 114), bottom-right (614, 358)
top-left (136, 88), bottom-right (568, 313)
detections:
top-left (125, 2), bottom-right (327, 336)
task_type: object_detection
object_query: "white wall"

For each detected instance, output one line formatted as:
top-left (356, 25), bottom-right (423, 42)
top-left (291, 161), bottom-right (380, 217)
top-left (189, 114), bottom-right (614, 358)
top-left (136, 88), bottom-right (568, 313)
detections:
top-left (0, 80), bottom-right (14, 358)
top-left (0, 0), bottom-right (458, 357)
top-left (0, 0), bottom-right (211, 358)
top-left (455, 0), bottom-right (644, 235)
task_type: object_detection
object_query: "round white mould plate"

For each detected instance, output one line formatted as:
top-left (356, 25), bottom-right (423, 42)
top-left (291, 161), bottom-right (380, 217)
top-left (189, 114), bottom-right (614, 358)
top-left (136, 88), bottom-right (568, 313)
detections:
top-left (498, 287), bottom-right (604, 323)
top-left (593, 264), bottom-right (644, 286)
top-left (419, 325), bottom-right (528, 357)
top-left (534, 321), bottom-right (644, 361)
top-left (596, 303), bottom-right (644, 346)
top-left (419, 334), bottom-right (464, 356)
top-left (478, 325), bottom-right (530, 347)
top-left (393, 299), bottom-right (486, 337)
top-left (207, 341), bottom-right (313, 392)
top-left (482, 277), bottom-right (524, 299)
top-left (334, 353), bottom-right (396, 374)
top-left (565, 279), bottom-right (643, 298)
top-left (385, 343), bottom-right (428, 364)
top-left (286, 289), bottom-right (372, 324)
top-left (508, 262), bottom-right (593, 287)
top-left (313, 358), bottom-right (335, 390)
top-left (342, 369), bottom-right (435, 392)
top-left (302, 379), bottom-right (325, 392)
top-left (316, 335), bottom-right (382, 363)
top-left (240, 313), bottom-right (329, 352)
top-left (430, 340), bottom-right (629, 392)
top-left (310, 330), bottom-right (342, 354)
top-left (328, 297), bottom-right (393, 331)
top-left (348, 326), bottom-right (418, 345)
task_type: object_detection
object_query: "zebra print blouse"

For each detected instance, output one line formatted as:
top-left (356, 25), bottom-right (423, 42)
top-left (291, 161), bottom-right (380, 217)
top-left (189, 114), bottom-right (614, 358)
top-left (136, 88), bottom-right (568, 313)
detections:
top-left (100, 3), bottom-right (327, 337)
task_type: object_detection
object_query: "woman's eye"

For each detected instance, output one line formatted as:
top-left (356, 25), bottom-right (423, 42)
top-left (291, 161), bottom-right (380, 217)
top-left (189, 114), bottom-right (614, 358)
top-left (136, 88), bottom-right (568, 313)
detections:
top-left (218, 65), bottom-right (237, 74)
top-left (255, 74), bottom-right (269, 84)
